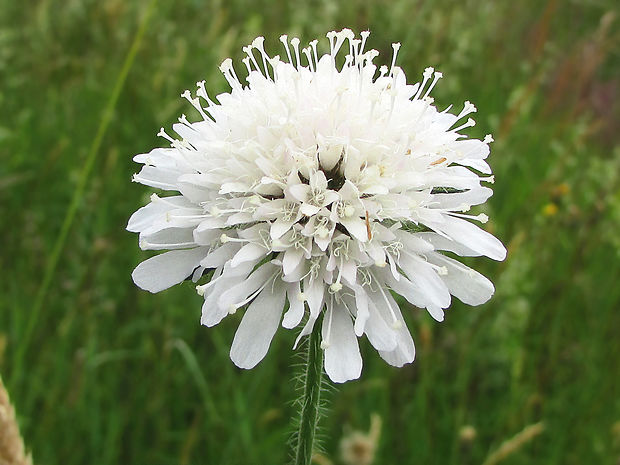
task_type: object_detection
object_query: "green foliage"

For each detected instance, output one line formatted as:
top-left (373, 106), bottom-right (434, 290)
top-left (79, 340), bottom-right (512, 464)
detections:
top-left (1, 0), bottom-right (618, 464)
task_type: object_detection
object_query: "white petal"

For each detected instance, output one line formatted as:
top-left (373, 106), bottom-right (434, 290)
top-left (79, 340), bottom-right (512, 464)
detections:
top-left (293, 315), bottom-right (317, 350)
top-left (311, 170), bottom-right (329, 191)
top-left (176, 174), bottom-right (214, 203)
top-left (217, 262), bottom-right (277, 311)
top-left (340, 216), bottom-right (369, 242)
top-left (379, 328), bottom-right (415, 367)
top-left (139, 228), bottom-right (195, 250)
top-left (230, 243), bottom-right (267, 268)
top-left (323, 304), bottom-right (362, 383)
top-left (283, 282), bottom-right (305, 329)
top-left (399, 255), bottom-right (451, 308)
top-left (132, 247), bottom-right (207, 293)
top-left (200, 262), bottom-right (256, 327)
top-left (230, 280), bottom-right (286, 369)
top-left (457, 158), bottom-right (492, 174)
top-left (304, 276), bottom-right (325, 318)
top-left (200, 242), bottom-right (239, 269)
top-left (429, 253), bottom-right (495, 305)
top-left (134, 147), bottom-right (177, 167)
top-left (193, 228), bottom-right (221, 246)
top-left (365, 295), bottom-right (398, 352)
top-left (226, 212), bottom-right (254, 225)
top-left (270, 217), bottom-right (296, 240)
top-left (220, 181), bottom-right (251, 194)
top-left (426, 305), bottom-right (445, 322)
top-left (127, 196), bottom-right (193, 232)
top-left (287, 184), bottom-right (310, 202)
top-left (432, 187), bottom-right (493, 210)
top-left (376, 294), bottom-right (415, 367)
top-left (438, 217), bottom-right (506, 261)
top-left (383, 272), bottom-right (425, 308)
top-left (300, 203), bottom-right (321, 216)
top-left (453, 139), bottom-right (490, 160)
top-left (340, 259), bottom-right (358, 286)
top-left (133, 166), bottom-right (180, 190)
top-left (322, 190), bottom-right (340, 206)
top-left (352, 286), bottom-right (369, 336)
top-left (415, 232), bottom-right (480, 257)
top-left (282, 247), bottom-right (304, 276)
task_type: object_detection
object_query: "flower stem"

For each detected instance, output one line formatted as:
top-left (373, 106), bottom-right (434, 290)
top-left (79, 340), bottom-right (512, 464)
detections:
top-left (294, 322), bottom-right (324, 465)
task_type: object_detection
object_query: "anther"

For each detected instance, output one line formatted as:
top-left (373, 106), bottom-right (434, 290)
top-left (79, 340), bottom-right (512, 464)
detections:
top-left (330, 282), bottom-right (343, 293)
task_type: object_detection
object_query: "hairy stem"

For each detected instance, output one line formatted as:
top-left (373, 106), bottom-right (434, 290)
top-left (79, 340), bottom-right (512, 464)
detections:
top-left (294, 322), bottom-right (324, 465)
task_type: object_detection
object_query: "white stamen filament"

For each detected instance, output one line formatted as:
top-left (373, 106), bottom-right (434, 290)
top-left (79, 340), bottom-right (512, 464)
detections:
top-left (321, 297), bottom-right (335, 349)
top-left (373, 271), bottom-right (401, 329)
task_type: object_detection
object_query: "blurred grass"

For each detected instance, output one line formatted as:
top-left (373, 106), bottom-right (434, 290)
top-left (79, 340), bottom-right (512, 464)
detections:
top-left (1, 0), bottom-right (619, 464)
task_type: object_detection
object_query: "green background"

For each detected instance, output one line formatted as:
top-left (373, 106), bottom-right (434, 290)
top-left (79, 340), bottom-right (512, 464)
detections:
top-left (1, 0), bottom-right (619, 464)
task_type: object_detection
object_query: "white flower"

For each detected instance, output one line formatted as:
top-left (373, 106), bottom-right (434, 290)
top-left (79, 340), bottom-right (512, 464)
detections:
top-left (128, 29), bottom-right (506, 383)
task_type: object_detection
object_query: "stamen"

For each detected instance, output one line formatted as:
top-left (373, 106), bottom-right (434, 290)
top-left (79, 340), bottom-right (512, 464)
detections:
top-left (430, 157), bottom-right (447, 166)
top-left (384, 241), bottom-right (404, 259)
top-left (309, 39), bottom-right (319, 66)
top-left (320, 298), bottom-right (334, 349)
top-left (230, 272), bottom-right (279, 313)
top-left (290, 37), bottom-right (301, 69)
top-left (243, 45), bottom-right (261, 75)
top-left (330, 29), bottom-right (353, 58)
top-left (326, 30), bottom-right (337, 55)
top-left (140, 238), bottom-right (196, 249)
top-left (449, 212), bottom-right (489, 223)
top-left (303, 47), bottom-right (314, 72)
top-left (279, 35), bottom-right (293, 64)
top-left (178, 114), bottom-right (192, 127)
top-left (358, 268), bottom-right (373, 287)
top-left (157, 127), bottom-right (175, 143)
top-left (251, 36), bottom-right (270, 78)
top-left (414, 67), bottom-right (434, 100)
top-left (360, 31), bottom-right (370, 56)
top-left (219, 58), bottom-right (242, 91)
top-left (456, 100), bottom-right (477, 120)
top-left (195, 80), bottom-right (215, 107)
top-left (422, 71), bottom-right (443, 99)
top-left (389, 43), bottom-right (401, 77)
top-left (241, 56), bottom-right (252, 76)
top-left (373, 271), bottom-right (402, 329)
top-left (451, 117), bottom-right (476, 133)
top-left (329, 282), bottom-right (343, 293)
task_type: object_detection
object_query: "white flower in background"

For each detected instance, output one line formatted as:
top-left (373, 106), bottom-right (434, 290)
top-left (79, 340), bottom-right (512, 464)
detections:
top-left (128, 29), bottom-right (506, 383)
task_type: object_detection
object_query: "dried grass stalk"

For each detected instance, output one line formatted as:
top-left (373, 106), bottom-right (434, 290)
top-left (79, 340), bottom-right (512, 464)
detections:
top-left (0, 376), bottom-right (32, 465)
top-left (482, 422), bottom-right (545, 465)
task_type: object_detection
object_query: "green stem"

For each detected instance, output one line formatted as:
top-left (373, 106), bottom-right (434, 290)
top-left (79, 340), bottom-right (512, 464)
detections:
top-left (294, 322), bottom-right (324, 465)
top-left (10, 0), bottom-right (157, 389)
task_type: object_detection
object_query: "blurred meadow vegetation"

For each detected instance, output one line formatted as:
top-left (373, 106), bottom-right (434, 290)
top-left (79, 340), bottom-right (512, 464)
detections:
top-left (1, 0), bottom-right (619, 464)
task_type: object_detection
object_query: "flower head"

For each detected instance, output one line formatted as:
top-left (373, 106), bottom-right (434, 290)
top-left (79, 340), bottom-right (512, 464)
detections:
top-left (128, 29), bottom-right (506, 383)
